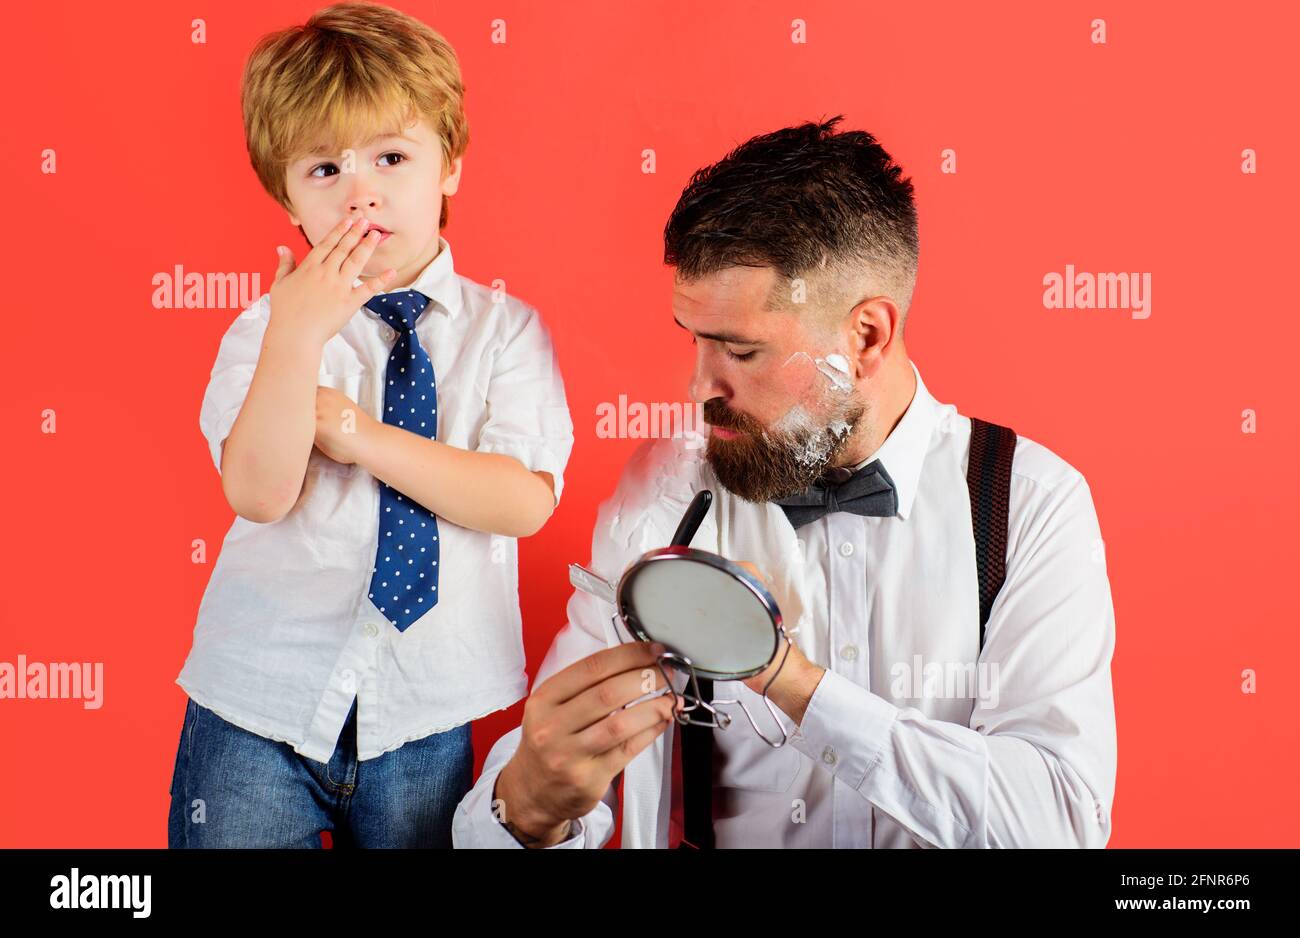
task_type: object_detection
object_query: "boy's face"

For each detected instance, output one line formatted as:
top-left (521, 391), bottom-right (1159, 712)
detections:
top-left (283, 117), bottom-right (461, 285)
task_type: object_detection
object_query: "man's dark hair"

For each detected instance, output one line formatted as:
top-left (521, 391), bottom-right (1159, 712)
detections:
top-left (663, 115), bottom-right (919, 324)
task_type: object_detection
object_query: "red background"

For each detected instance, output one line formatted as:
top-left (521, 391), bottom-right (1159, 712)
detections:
top-left (1, 0), bottom-right (1296, 847)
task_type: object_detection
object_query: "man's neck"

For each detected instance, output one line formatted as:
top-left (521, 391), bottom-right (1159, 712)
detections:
top-left (834, 358), bottom-right (917, 468)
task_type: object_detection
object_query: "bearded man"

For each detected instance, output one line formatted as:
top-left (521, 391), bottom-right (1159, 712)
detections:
top-left (453, 116), bottom-right (1117, 849)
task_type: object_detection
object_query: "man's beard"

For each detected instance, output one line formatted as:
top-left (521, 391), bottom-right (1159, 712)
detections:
top-left (703, 396), bottom-right (867, 503)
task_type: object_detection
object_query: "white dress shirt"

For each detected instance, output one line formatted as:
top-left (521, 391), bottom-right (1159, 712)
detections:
top-left (453, 360), bottom-right (1116, 847)
top-left (176, 237), bottom-right (574, 763)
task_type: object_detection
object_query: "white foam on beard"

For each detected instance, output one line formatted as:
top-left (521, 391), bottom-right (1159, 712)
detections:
top-left (767, 347), bottom-right (858, 469)
top-left (765, 404), bottom-right (836, 469)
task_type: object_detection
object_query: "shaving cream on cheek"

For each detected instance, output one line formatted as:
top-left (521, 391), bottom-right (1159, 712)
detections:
top-left (815, 353), bottom-right (854, 392)
top-left (767, 404), bottom-right (834, 468)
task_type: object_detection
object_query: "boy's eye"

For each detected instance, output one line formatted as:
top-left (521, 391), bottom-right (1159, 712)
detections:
top-left (309, 152), bottom-right (405, 177)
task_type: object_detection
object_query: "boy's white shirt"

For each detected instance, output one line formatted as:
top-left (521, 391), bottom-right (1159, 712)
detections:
top-left (177, 236), bottom-right (575, 763)
top-left (454, 361), bottom-right (1118, 848)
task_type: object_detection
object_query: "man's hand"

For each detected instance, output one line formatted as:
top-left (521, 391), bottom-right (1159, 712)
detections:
top-left (493, 641), bottom-right (681, 847)
top-left (735, 561), bottom-right (825, 724)
top-left (312, 385), bottom-right (376, 466)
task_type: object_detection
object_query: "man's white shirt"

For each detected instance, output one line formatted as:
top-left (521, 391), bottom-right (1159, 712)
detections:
top-left (452, 360), bottom-right (1116, 847)
top-left (177, 237), bottom-right (574, 763)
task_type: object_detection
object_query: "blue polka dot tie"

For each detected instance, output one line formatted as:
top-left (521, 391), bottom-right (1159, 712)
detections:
top-left (363, 289), bottom-right (440, 632)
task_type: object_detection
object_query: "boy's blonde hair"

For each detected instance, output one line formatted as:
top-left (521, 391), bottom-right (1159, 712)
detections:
top-left (241, 1), bottom-right (469, 229)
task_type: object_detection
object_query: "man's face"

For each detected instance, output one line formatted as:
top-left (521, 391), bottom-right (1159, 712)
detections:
top-left (282, 117), bottom-right (461, 285)
top-left (674, 266), bottom-right (868, 502)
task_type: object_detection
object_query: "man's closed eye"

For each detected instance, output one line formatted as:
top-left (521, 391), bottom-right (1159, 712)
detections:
top-left (688, 334), bottom-right (757, 362)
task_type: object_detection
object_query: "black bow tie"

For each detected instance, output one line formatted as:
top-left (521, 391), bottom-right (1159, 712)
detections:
top-left (774, 459), bottom-right (899, 529)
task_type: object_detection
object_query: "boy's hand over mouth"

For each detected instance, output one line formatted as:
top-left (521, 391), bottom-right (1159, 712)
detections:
top-left (270, 215), bottom-right (396, 348)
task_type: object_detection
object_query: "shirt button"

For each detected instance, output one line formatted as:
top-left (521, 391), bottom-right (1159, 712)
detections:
top-left (822, 746), bottom-right (838, 766)
top-left (839, 542), bottom-right (855, 557)
top-left (839, 643), bottom-right (859, 661)
top-left (363, 622), bottom-right (379, 637)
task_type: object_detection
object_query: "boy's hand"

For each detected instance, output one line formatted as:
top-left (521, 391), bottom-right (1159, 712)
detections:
top-left (312, 385), bottom-right (376, 466)
top-left (270, 215), bottom-right (396, 349)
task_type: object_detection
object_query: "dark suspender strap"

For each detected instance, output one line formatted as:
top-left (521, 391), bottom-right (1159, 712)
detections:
top-left (679, 676), bottom-right (715, 848)
top-left (967, 417), bottom-right (1017, 650)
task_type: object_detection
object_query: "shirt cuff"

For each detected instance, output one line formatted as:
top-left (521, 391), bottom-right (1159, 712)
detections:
top-left (460, 766), bottom-right (588, 849)
top-left (789, 668), bottom-right (899, 790)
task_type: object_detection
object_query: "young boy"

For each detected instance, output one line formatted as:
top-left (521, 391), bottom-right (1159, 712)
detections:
top-left (168, 1), bottom-right (574, 848)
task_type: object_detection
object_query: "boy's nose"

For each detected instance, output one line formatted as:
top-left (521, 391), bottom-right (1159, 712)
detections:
top-left (345, 180), bottom-right (381, 214)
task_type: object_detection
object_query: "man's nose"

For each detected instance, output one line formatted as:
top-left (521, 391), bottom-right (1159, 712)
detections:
top-left (688, 354), bottom-right (728, 404)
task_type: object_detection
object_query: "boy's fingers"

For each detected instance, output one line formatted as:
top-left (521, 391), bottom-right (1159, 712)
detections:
top-left (273, 246), bottom-right (296, 283)
top-left (324, 219), bottom-right (370, 271)
top-left (353, 269), bottom-right (396, 301)
top-left (341, 229), bottom-right (383, 280)
top-left (305, 216), bottom-right (357, 267)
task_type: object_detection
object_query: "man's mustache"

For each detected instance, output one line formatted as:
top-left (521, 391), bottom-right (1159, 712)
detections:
top-left (703, 400), bottom-right (772, 436)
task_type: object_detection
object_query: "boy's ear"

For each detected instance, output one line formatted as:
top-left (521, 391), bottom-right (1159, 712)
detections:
top-left (441, 157), bottom-right (463, 197)
top-left (283, 202), bottom-right (312, 246)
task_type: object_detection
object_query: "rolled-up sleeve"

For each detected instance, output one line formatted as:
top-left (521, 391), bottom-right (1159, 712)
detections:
top-left (198, 297), bottom-right (272, 475)
top-left (790, 472), bottom-right (1117, 848)
top-left (474, 303), bottom-right (574, 506)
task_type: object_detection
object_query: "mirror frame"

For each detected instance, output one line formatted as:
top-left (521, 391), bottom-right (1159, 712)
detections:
top-left (614, 545), bottom-right (784, 681)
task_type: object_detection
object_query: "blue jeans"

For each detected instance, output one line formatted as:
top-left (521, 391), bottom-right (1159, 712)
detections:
top-left (167, 696), bottom-right (473, 848)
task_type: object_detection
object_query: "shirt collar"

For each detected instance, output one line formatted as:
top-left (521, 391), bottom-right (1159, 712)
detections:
top-left (847, 359), bottom-right (937, 520)
top-left (362, 235), bottom-right (463, 322)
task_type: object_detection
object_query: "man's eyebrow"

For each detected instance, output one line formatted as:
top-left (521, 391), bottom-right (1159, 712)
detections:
top-left (304, 133), bottom-right (418, 157)
top-left (673, 316), bottom-right (763, 345)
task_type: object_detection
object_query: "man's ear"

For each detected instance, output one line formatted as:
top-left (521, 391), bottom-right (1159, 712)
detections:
top-left (846, 296), bottom-right (901, 380)
top-left (441, 157), bottom-right (463, 197)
